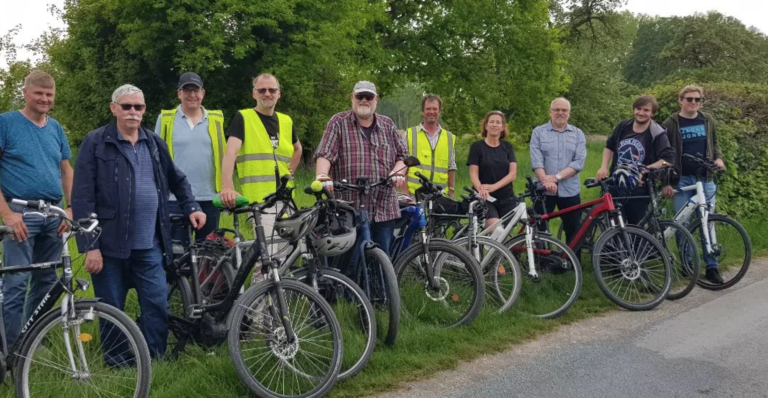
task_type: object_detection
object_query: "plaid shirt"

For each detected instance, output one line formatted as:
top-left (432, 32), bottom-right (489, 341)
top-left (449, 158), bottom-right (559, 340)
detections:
top-left (315, 110), bottom-right (408, 222)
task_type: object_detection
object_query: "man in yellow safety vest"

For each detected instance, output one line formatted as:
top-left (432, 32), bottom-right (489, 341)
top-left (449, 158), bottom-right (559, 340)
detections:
top-left (403, 94), bottom-right (456, 197)
top-left (155, 72), bottom-right (225, 242)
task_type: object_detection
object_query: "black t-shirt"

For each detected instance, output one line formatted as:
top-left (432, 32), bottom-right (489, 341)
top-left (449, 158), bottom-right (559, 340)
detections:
top-left (606, 123), bottom-right (674, 172)
top-left (226, 110), bottom-right (299, 144)
top-left (679, 113), bottom-right (708, 176)
top-left (467, 140), bottom-right (516, 200)
top-left (360, 121), bottom-right (376, 142)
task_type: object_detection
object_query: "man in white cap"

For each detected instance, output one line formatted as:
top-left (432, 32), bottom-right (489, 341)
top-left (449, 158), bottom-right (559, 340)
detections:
top-left (314, 81), bottom-right (408, 272)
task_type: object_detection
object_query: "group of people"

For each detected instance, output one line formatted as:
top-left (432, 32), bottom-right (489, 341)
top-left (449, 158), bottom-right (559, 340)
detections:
top-left (0, 68), bottom-right (723, 359)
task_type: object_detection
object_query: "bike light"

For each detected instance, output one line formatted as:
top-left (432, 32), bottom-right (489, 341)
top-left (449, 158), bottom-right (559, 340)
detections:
top-left (78, 333), bottom-right (93, 343)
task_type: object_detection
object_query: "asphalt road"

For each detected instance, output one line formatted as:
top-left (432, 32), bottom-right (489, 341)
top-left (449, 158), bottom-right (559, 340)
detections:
top-left (376, 258), bottom-right (768, 398)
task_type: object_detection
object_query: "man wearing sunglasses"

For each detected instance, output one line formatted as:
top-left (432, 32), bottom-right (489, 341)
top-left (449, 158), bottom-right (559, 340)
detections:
top-left (154, 72), bottom-right (226, 244)
top-left (0, 71), bottom-right (73, 348)
top-left (661, 85), bottom-right (725, 284)
top-left (72, 84), bottom-right (206, 358)
top-left (314, 81), bottom-right (408, 273)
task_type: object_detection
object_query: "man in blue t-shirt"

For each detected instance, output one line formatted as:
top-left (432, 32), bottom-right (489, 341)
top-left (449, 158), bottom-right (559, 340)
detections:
top-left (662, 85), bottom-right (726, 284)
top-left (0, 71), bottom-right (74, 347)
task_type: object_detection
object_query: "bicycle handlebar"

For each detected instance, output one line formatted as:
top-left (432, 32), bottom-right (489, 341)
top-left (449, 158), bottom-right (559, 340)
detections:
top-left (683, 153), bottom-right (724, 175)
top-left (9, 199), bottom-right (100, 234)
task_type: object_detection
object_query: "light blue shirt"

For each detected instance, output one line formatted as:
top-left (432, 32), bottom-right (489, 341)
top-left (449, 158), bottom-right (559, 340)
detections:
top-left (529, 122), bottom-right (587, 198)
top-left (154, 106), bottom-right (217, 201)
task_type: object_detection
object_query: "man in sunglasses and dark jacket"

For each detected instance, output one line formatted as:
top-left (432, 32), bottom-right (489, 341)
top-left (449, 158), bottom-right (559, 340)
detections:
top-left (72, 84), bottom-right (206, 359)
top-left (661, 85), bottom-right (726, 284)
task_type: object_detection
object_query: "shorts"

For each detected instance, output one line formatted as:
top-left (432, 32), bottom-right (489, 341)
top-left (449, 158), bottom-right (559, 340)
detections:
top-left (485, 197), bottom-right (518, 220)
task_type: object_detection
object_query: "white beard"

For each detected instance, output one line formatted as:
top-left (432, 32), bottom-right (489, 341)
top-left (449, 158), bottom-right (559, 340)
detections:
top-left (355, 105), bottom-right (374, 118)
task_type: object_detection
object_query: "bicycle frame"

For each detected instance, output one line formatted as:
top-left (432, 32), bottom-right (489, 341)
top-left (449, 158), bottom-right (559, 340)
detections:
top-left (673, 181), bottom-right (714, 254)
top-left (537, 191), bottom-right (624, 253)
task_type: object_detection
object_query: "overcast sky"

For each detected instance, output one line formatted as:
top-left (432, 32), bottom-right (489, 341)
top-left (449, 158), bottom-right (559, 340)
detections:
top-left (2, 0), bottom-right (767, 68)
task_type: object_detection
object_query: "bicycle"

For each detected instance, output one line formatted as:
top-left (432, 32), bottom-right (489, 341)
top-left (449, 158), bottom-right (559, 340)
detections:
top-left (386, 172), bottom-right (486, 328)
top-left (398, 177), bottom-right (522, 314)
top-left (534, 178), bottom-right (673, 311)
top-left (166, 177), bottom-right (344, 398)
top-left (430, 178), bottom-right (580, 319)
top-left (674, 154), bottom-right (752, 290)
top-left (0, 200), bottom-right (151, 398)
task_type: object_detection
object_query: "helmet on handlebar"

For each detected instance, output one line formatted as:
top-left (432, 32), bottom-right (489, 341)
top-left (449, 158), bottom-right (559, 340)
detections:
top-left (309, 201), bottom-right (358, 257)
top-left (613, 163), bottom-right (641, 190)
top-left (274, 207), bottom-right (319, 242)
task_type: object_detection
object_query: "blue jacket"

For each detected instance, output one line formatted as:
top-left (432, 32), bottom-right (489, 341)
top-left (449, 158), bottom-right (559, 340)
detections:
top-left (72, 121), bottom-right (200, 266)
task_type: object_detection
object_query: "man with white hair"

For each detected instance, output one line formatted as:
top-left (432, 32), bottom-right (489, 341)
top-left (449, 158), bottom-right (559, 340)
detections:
top-left (0, 70), bottom-right (73, 348)
top-left (314, 81), bottom-right (408, 274)
top-left (529, 97), bottom-right (587, 249)
top-left (72, 84), bottom-right (206, 359)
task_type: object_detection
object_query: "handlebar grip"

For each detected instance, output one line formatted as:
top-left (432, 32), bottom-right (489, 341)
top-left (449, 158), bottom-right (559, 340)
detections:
top-left (584, 178), bottom-right (600, 188)
top-left (0, 225), bottom-right (13, 235)
top-left (11, 199), bottom-right (44, 210)
top-left (463, 186), bottom-right (475, 194)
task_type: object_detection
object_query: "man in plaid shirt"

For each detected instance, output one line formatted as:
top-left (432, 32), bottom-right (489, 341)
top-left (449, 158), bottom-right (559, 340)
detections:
top-left (314, 81), bottom-right (408, 259)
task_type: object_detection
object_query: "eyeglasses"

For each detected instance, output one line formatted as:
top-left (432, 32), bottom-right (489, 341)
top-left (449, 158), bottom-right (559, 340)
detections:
top-left (550, 108), bottom-right (569, 113)
top-left (256, 88), bottom-right (279, 94)
top-left (683, 97), bottom-right (703, 103)
top-left (354, 93), bottom-right (375, 101)
top-left (115, 103), bottom-right (146, 111)
top-left (181, 86), bottom-right (202, 94)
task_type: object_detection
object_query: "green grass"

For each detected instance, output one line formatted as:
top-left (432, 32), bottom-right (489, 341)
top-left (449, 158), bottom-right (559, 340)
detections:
top-left (1, 140), bottom-right (766, 398)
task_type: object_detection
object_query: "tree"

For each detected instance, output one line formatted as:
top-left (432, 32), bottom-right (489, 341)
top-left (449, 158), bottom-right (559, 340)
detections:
top-left (47, 0), bottom-right (394, 149)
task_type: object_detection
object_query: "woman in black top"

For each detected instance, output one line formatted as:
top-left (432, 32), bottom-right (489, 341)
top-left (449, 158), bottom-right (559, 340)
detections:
top-left (468, 110), bottom-right (518, 229)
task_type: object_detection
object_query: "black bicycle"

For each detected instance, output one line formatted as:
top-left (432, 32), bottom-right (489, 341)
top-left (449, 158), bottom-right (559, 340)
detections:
top-left (166, 177), bottom-right (343, 398)
top-left (0, 200), bottom-right (151, 398)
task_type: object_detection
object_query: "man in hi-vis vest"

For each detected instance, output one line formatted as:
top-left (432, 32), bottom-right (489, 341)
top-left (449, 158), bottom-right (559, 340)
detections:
top-left (154, 72), bottom-right (225, 243)
top-left (404, 94), bottom-right (456, 197)
top-left (220, 73), bottom-right (302, 282)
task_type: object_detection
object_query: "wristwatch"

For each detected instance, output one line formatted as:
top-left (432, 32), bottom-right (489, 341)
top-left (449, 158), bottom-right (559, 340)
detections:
top-left (555, 173), bottom-right (562, 182)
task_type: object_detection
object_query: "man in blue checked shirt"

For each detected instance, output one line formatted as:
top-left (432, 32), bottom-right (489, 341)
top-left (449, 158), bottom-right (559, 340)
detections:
top-left (530, 97), bottom-right (587, 252)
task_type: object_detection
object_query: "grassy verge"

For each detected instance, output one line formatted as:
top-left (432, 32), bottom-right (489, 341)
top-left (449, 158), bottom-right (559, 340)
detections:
top-left (1, 141), bottom-right (765, 398)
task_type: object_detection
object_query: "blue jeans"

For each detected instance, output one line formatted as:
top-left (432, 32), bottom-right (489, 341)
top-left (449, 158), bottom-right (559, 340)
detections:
top-left (93, 245), bottom-right (168, 359)
top-left (2, 203), bottom-right (62, 348)
top-left (168, 200), bottom-right (220, 245)
top-left (674, 176), bottom-right (718, 269)
top-left (340, 210), bottom-right (395, 278)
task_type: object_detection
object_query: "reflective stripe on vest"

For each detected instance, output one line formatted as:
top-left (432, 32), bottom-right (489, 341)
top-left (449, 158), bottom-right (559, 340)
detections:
top-left (159, 108), bottom-right (226, 192)
top-left (236, 109), bottom-right (294, 203)
top-left (406, 126), bottom-right (453, 194)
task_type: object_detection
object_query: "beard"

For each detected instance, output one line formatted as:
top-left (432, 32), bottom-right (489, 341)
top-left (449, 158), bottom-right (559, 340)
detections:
top-left (259, 99), bottom-right (276, 109)
top-left (355, 104), bottom-right (374, 118)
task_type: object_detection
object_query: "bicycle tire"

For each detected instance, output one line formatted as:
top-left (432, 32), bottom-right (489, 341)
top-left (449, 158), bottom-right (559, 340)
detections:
top-left (361, 247), bottom-right (400, 346)
top-left (15, 300), bottom-right (152, 398)
top-left (648, 220), bottom-right (701, 300)
top-left (689, 214), bottom-right (752, 291)
top-left (166, 275), bottom-right (194, 358)
top-left (288, 268), bottom-right (376, 380)
top-left (592, 226), bottom-right (672, 311)
top-left (228, 279), bottom-right (342, 398)
top-left (394, 239), bottom-right (485, 328)
top-left (452, 236), bottom-right (522, 313)
top-left (504, 233), bottom-right (583, 319)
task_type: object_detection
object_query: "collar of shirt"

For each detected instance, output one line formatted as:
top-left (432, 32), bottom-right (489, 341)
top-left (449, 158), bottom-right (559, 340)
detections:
top-left (547, 121), bottom-right (574, 133)
top-left (418, 122), bottom-right (442, 135)
top-left (178, 105), bottom-right (208, 129)
top-left (351, 111), bottom-right (379, 131)
top-left (116, 127), bottom-right (149, 142)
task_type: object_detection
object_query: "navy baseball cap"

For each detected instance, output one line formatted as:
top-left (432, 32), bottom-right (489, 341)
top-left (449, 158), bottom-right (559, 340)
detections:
top-left (178, 72), bottom-right (204, 89)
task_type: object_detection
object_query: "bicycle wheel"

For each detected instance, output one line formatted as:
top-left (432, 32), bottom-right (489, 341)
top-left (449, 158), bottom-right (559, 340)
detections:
top-left (592, 226), bottom-right (671, 311)
top-left (360, 247), bottom-right (400, 346)
top-left (288, 268), bottom-right (376, 380)
top-left (15, 300), bottom-right (152, 398)
top-left (689, 214), bottom-right (752, 291)
top-left (228, 279), bottom-right (342, 398)
top-left (182, 248), bottom-right (235, 307)
top-left (648, 220), bottom-right (701, 300)
top-left (504, 234), bottom-right (582, 319)
top-left (452, 236), bottom-right (522, 313)
top-left (394, 239), bottom-right (484, 328)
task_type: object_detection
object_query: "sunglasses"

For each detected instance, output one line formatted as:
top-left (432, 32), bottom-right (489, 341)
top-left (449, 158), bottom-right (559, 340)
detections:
top-left (116, 103), bottom-right (146, 111)
top-left (256, 88), bottom-right (279, 94)
top-left (683, 97), bottom-right (703, 103)
top-left (354, 93), bottom-right (375, 101)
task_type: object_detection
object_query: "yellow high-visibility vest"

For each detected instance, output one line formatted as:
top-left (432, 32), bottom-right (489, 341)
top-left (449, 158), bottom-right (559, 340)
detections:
top-left (406, 126), bottom-right (453, 194)
top-left (159, 108), bottom-right (226, 192)
top-left (236, 109), bottom-right (294, 203)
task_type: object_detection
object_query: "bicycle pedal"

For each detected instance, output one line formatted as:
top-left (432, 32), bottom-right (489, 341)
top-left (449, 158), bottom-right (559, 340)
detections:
top-left (188, 305), bottom-right (203, 319)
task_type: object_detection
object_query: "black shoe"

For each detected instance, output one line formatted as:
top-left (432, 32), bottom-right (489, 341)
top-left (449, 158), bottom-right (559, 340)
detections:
top-left (705, 268), bottom-right (724, 284)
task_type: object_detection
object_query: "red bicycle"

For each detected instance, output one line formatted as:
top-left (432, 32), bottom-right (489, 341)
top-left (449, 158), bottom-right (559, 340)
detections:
top-left (509, 178), bottom-right (672, 311)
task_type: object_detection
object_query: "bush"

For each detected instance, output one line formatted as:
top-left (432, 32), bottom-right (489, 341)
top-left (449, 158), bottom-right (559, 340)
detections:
top-left (652, 81), bottom-right (768, 218)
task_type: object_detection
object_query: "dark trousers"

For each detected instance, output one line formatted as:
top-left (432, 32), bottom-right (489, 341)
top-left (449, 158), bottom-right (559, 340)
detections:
top-left (93, 245), bottom-right (168, 359)
top-left (339, 210), bottom-right (396, 279)
top-left (608, 186), bottom-right (649, 226)
top-left (168, 200), bottom-right (221, 245)
top-left (536, 194), bottom-right (583, 258)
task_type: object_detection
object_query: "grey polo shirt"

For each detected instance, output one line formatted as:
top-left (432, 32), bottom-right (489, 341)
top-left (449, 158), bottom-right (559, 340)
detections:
top-left (153, 106), bottom-right (217, 201)
top-left (529, 121), bottom-right (587, 198)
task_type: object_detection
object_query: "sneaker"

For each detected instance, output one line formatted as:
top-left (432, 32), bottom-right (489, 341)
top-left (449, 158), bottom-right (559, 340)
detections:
top-left (705, 268), bottom-right (724, 284)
